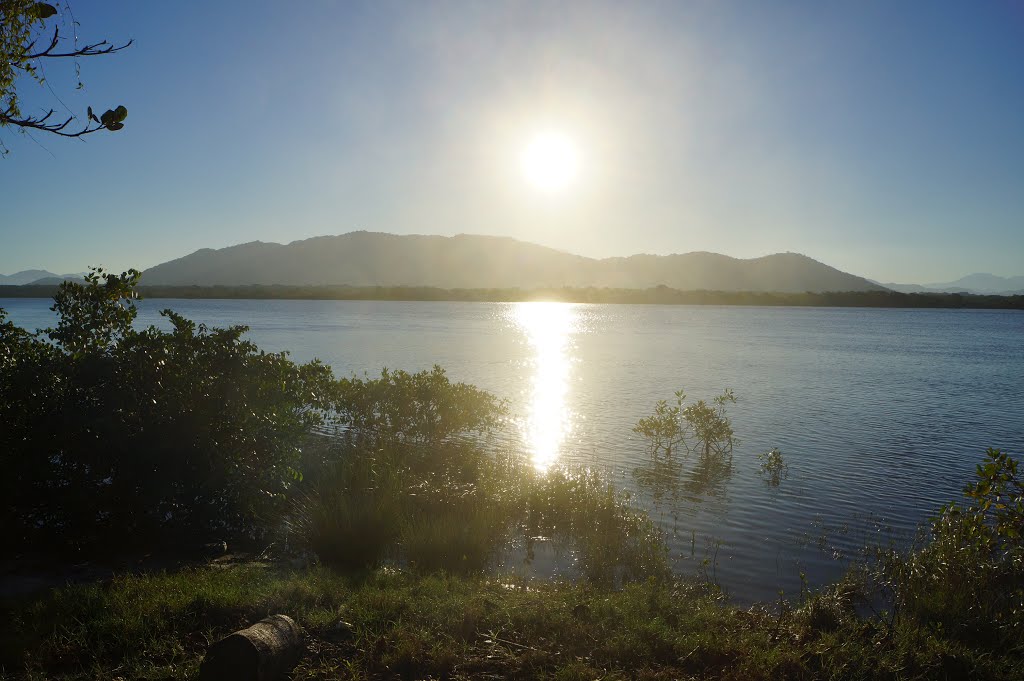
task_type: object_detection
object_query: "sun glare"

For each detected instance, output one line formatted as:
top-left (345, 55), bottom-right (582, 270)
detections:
top-left (511, 302), bottom-right (579, 470)
top-left (520, 131), bottom-right (579, 192)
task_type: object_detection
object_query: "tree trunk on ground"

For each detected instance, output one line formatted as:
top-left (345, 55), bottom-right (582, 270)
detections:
top-left (199, 614), bottom-right (303, 681)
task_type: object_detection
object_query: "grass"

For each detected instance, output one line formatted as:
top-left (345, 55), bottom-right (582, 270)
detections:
top-left (400, 503), bottom-right (507, 574)
top-left (3, 562), bottom-right (1023, 680)
top-left (286, 443), bottom-right (669, 585)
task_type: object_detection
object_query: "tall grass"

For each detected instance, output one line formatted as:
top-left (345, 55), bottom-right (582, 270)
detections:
top-left (516, 466), bottom-right (669, 584)
top-left (285, 450), bottom-right (405, 569)
top-left (401, 503), bottom-right (508, 574)
top-left (285, 440), bottom-right (668, 584)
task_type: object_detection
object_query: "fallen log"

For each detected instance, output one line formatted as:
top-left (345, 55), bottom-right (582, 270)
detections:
top-left (199, 614), bottom-right (303, 681)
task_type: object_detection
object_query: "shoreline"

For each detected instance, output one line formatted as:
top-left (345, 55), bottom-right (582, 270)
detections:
top-left (2, 284), bottom-right (1022, 309)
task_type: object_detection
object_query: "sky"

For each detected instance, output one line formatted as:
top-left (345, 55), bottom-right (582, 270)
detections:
top-left (1, 0), bottom-right (1023, 283)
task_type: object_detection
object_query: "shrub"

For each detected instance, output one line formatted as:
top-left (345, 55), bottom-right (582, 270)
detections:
top-left (898, 449), bottom-right (1023, 640)
top-left (2, 268), bottom-right (668, 587)
top-left (0, 269), bottom-right (334, 553)
top-left (332, 365), bottom-right (507, 446)
top-left (850, 448), bottom-right (1024, 648)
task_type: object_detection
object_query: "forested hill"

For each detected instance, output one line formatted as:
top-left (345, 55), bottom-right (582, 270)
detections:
top-left (139, 232), bottom-right (887, 293)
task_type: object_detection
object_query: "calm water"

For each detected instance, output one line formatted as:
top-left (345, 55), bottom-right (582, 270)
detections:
top-left (4, 298), bottom-right (1023, 603)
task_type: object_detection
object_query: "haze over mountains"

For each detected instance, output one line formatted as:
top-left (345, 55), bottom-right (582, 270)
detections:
top-left (138, 232), bottom-right (886, 293)
top-left (0, 270), bottom-right (84, 286)
top-left (884, 274), bottom-right (1024, 296)
top-left (6, 234), bottom-right (1022, 295)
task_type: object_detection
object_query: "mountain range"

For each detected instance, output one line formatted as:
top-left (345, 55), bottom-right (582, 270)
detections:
top-left (0, 270), bottom-right (85, 285)
top-left (883, 274), bottom-right (1024, 296)
top-left (5, 233), bottom-right (1021, 294)
top-left (138, 232), bottom-right (886, 293)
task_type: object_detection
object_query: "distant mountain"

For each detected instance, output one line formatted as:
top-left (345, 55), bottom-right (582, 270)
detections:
top-left (0, 269), bottom-right (61, 285)
top-left (0, 271), bottom-right (87, 286)
top-left (141, 232), bottom-right (886, 293)
top-left (925, 273), bottom-right (1024, 295)
top-left (27, 275), bottom-right (87, 285)
top-left (884, 273), bottom-right (1024, 296)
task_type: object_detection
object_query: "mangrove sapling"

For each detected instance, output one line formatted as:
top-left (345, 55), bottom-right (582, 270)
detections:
top-left (682, 388), bottom-right (737, 460)
top-left (758, 447), bottom-right (788, 487)
top-left (632, 388), bottom-right (738, 499)
top-left (632, 389), bottom-right (688, 462)
top-left (633, 388), bottom-right (737, 462)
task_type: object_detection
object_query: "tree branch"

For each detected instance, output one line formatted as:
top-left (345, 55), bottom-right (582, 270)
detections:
top-left (0, 106), bottom-right (110, 138)
top-left (20, 25), bottom-right (133, 60)
top-left (0, 6), bottom-right (133, 149)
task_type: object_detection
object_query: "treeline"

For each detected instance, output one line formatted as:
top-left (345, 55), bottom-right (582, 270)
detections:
top-left (4, 283), bottom-right (1024, 309)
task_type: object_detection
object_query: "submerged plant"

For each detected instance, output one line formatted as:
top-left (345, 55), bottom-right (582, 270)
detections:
top-left (632, 388), bottom-right (737, 462)
top-left (632, 388), bottom-right (738, 500)
top-left (758, 447), bottom-right (788, 487)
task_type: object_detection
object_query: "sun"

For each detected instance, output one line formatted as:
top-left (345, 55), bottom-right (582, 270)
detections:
top-left (520, 131), bottom-right (579, 193)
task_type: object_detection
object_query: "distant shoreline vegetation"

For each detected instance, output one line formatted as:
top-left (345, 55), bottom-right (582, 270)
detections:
top-left (3, 283), bottom-right (1024, 309)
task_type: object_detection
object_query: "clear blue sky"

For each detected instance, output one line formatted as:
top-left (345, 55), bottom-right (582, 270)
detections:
top-left (1, 0), bottom-right (1022, 283)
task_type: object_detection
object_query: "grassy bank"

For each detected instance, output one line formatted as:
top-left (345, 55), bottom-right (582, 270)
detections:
top-left (4, 562), bottom-right (1021, 681)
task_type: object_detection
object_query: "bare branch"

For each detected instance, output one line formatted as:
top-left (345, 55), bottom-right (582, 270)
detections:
top-left (21, 24), bottom-right (133, 60)
top-left (0, 106), bottom-right (111, 138)
top-left (19, 26), bottom-right (60, 60)
top-left (1, 4), bottom-right (133, 148)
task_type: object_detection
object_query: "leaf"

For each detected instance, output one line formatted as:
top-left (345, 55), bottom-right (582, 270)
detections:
top-left (113, 105), bottom-right (128, 122)
top-left (31, 3), bottom-right (57, 19)
top-left (106, 122), bottom-right (124, 131)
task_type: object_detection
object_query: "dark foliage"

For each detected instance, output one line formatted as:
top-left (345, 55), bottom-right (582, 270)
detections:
top-left (332, 365), bottom-right (506, 447)
top-left (856, 448), bottom-right (1024, 646)
top-left (0, 269), bottom-right (333, 554)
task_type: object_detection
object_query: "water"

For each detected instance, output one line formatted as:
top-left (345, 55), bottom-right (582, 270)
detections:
top-left (4, 297), bottom-right (1023, 603)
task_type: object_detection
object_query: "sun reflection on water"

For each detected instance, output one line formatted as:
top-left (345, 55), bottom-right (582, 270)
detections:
top-left (511, 302), bottom-right (579, 470)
